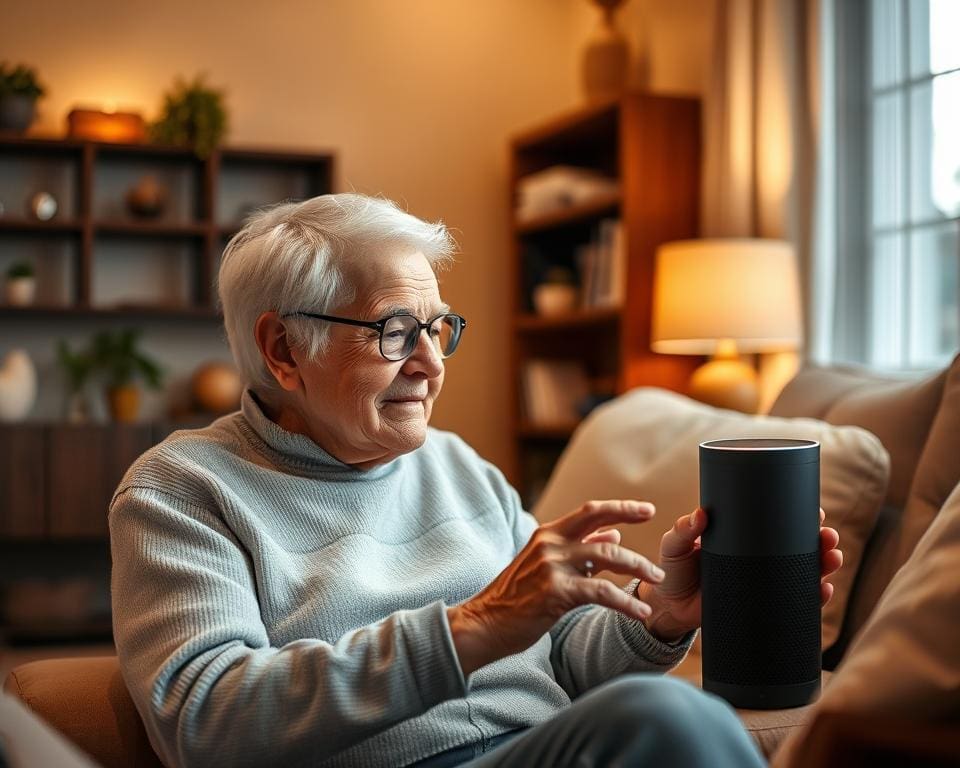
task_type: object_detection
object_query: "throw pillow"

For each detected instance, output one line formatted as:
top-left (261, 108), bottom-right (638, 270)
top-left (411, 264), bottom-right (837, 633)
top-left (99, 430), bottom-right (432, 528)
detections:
top-left (843, 353), bottom-right (960, 639)
top-left (771, 478), bottom-right (960, 767)
top-left (533, 387), bottom-right (890, 651)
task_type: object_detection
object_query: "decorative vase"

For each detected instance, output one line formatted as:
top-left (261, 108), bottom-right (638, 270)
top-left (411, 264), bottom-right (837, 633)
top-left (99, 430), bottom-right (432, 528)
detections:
top-left (0, 349), bottom-right (37, 422)
top-left (126, 175), bottom-right (168, 219)
top-left (191, 362), bottom-right (243, 413)
top-left (4, 277), bottom-right (36, 306)
top-left (0, 94), bottom-right (37, 134)
top-left (108, 385), bottom-right (141, 423)
top-left (582, 0), bottom-right (631, 103)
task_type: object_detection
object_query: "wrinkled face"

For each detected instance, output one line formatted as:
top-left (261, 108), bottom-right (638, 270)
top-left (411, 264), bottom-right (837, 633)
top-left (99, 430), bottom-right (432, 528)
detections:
top-left (291, 250), bottom-right (447, 469)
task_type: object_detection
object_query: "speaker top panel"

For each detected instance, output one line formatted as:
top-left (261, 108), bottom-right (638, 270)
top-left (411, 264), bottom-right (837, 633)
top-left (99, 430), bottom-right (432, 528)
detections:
top-left (700, 438), bottom-right (819, 466)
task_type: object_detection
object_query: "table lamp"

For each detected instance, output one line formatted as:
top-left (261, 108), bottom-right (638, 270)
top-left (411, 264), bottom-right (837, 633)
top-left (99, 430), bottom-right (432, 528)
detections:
top-left (651, 238), bottom-right (802, 413)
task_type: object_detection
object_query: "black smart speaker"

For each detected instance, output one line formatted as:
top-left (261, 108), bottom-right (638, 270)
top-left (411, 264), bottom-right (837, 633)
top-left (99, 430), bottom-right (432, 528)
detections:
top-left (699, 438), bottom-right (821, 710)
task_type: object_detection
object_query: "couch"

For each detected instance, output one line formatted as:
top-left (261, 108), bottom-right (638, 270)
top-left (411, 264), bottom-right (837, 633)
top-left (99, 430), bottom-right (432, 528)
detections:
top-left (533, 353), bottom-right (960, 762)
top-left (5, 357), bottom-right (959, 767)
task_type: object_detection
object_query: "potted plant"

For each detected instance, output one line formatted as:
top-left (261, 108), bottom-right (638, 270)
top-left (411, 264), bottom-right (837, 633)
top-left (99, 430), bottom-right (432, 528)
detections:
top-left (91, 329), bottom-right (164, 422)
top-left (150, 74), bottom-right (228, 158)
top-left (5, 261), bottom-right (36, 306)
top-left (56, 340), bottom-right (94, 423)
top-left (0, 63), bottom-right (46, 134)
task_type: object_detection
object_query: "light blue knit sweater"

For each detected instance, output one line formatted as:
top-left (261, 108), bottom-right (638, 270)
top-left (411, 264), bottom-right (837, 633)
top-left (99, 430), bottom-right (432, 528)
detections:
top-left (109, 391), bottom-right (695, 768)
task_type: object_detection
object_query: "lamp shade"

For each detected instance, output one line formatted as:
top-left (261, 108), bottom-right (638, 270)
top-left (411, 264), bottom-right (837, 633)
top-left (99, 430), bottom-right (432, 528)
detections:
top-left (651, 238), bottom-right (802, 354)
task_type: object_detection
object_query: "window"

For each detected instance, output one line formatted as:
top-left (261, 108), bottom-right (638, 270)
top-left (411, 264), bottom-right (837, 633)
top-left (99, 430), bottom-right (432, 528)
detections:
top-left (832, 0), bottom-right (960, 369)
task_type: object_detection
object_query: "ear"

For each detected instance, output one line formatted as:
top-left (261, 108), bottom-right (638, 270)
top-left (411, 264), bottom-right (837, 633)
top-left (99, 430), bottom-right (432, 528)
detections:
top-left (254, 311), bottom-right (302, 393)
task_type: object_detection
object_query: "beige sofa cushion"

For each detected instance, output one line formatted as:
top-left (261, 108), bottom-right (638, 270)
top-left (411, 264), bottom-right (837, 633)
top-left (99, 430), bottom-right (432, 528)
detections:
top-left (771, 479), bottom-right (960, 767)
top-left (534, 387), bottom-right (890, 651)
top-left (770, 364), bottom-right (946, 508)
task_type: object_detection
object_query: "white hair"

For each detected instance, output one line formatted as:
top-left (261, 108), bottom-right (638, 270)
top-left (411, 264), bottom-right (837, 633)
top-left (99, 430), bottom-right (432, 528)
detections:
top-left (218, 193), bottom-right (457, 392)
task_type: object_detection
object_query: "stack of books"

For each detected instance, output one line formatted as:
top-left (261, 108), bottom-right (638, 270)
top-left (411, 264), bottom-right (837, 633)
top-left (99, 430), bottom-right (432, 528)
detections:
top-left (577, 218), bottom-right (626, 309)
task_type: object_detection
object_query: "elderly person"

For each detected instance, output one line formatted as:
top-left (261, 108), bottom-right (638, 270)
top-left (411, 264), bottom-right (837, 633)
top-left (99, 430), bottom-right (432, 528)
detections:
top-left (110, 194), bottom-right (842, 768)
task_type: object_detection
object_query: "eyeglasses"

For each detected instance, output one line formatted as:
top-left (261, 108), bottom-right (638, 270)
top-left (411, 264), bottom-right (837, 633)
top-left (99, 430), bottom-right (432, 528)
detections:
top-left (281, 310), bottom-right (467, 362)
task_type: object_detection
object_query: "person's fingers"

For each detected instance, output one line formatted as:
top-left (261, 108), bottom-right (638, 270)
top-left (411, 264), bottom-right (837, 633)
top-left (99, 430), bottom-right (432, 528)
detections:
top-left (820, 507), bottom-right (825, 525)
top-left (660, 507), bottom-right (707, 559)
top-left (568, 574), bottom-right (652, 620)
top-left (582, 528), bottom-right (621, 545)
top-left (821, 546), bottom-right (843, 576)
top-left (820, 526), bottom-right (839, 550)
top-left (550, 500), bottom-right (655, 541)
top-left (820, 580), bottom-right (834, 606)
top-left (566, 542), bottom-right (665, 583)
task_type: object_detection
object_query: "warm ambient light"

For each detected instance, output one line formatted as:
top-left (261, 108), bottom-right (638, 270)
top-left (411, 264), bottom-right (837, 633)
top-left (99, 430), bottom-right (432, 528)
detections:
top-left (67, 108), bottom-right (146, 143)
top-left (651, 238), bottom-right (802, 413)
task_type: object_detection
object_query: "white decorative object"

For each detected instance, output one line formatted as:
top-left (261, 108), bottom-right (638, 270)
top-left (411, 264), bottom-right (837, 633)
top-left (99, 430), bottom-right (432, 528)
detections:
top-left (5, 276), bottom-right (36, 306)
top-left (0, 349), bottom-right (38, 422)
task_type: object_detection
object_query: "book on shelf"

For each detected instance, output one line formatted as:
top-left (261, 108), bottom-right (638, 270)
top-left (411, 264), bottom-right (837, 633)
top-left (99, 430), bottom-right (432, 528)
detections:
top-left (522, 359), bottom-right (590, 425)
top-left (576, 218), bottom-right (626, 309)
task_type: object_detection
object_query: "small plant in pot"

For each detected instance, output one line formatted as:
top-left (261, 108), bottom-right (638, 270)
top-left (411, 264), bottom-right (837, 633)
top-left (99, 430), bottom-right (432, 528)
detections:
top-left (91, 329), bottom-right (164, 423)
top-left (0, 63), bottom-right (46, 134)
top-left (150, 74), bottom-right (228, 159)
top-left (5, 261), bottom-right (36, 306)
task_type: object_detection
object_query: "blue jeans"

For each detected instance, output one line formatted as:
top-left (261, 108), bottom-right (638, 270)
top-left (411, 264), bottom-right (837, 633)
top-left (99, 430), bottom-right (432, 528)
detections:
top-left (412, 675), bottom-right (766, 768)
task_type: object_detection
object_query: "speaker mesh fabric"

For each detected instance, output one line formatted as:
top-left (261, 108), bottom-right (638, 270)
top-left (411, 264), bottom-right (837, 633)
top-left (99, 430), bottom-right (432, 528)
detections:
top-left (702, 551), bottom-right (821, 686)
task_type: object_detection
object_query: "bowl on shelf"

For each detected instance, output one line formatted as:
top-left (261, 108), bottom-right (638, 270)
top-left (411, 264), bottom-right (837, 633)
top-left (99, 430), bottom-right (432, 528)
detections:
top-left (533, 282), bottom-right (579, 316)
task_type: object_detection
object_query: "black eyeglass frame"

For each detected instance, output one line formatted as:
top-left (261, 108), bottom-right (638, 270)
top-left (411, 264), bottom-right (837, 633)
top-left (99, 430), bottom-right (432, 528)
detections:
top-left (281, 310), bottom-right (467, 361)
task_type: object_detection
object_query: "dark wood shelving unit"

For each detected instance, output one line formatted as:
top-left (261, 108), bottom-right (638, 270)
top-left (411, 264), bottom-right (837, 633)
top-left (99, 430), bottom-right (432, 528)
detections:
top-left (93, 220), bottom-right (209, 237)
top-left (518, 421), bottom-right (580, 440)
top-left (0, 303), bottom-right (221, 321)
top-left (0, 136), bottom-right (335, 319)
top-left (508, 94), bottom-right (704, 506)
top-left (0, 218), bottom-right (84, 233)
top-left (514, 307), bottom-right (621, 332)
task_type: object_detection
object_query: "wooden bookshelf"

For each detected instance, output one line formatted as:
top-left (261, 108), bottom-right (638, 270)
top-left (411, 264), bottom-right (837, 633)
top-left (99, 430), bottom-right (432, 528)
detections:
top-left (0, 136), bottom-right (334, 318)
top-left (508, 94), bottom-right (704, 506)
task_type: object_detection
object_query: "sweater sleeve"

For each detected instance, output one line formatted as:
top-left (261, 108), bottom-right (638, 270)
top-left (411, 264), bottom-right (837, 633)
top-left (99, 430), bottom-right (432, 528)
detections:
top-left (109, 486), bottom-right (468, 768)
top-left (548, 580), bottom-right (698, 698)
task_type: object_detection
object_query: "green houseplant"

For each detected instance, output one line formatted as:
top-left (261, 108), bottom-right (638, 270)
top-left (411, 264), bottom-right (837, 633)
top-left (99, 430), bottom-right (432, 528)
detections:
top-left (4, 261), bottom-right (36, 306)
top-left (0, 63), bottom-right (46, 134)
top-left (91, 329), bottom-right (164, 422)
top-left (150, 75), bottom-right (228, 158)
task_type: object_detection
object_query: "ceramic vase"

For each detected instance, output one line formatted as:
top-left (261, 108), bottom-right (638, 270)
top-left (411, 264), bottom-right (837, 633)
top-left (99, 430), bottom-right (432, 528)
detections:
top-left (0, 349), bottom-right (37, 422)
top-left (108, 385), bottom-right (140, 423)
top-left (582, 0), bottom-right (631, 102)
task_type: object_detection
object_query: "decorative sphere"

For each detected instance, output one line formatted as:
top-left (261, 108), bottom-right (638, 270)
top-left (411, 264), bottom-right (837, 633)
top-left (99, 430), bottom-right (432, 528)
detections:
top-left (191, 362), bottom-right (243, 413)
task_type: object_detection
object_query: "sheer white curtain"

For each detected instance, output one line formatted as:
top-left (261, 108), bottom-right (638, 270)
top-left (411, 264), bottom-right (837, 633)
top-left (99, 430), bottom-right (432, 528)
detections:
top-left (701, 0), bottom-right (834, 409)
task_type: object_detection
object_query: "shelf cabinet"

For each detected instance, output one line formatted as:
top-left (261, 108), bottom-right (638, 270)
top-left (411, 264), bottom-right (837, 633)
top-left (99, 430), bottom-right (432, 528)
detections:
top-left (0, 137), bottom-right (334, 319)
top-left (0, 422), bottom-right (211, 539)
top-left (508, 94), bottom-right (704, 506)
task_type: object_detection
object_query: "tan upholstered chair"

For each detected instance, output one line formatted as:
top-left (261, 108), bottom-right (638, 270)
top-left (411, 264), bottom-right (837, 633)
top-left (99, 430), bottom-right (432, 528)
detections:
top-left (3, 656), bottom-right (161, 767)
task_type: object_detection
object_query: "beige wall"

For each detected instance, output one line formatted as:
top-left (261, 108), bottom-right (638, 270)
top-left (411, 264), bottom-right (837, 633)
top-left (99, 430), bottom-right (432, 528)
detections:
top-left (1, 0), bottom-right (713, 475)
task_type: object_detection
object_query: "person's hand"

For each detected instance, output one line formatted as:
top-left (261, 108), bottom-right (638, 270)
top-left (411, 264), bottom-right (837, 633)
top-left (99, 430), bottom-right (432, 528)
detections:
top-left (637, 507), bottom-right (844, 642)
top-left (447, 500), bottom-right (664, 676)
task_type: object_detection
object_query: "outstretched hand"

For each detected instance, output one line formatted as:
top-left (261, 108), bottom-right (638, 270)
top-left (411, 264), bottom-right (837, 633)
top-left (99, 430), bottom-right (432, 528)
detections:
top-left (636, 507), bottom-right (843, 642)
